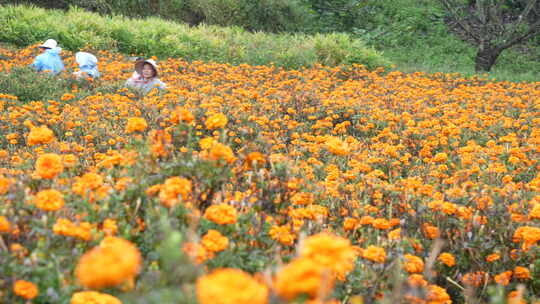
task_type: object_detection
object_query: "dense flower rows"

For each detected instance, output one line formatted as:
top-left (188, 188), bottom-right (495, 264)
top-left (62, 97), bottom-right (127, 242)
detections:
top-left (1, 45), bottom-right (539, 303)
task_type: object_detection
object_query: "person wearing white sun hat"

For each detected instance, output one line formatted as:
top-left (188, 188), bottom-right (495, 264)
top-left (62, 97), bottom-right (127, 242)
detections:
top-left (125, 58), bottom-right (167, 94)
top-left (73, 51), bottom-right (100, 79)
top-left (31, 39), bottom-right (65, 75)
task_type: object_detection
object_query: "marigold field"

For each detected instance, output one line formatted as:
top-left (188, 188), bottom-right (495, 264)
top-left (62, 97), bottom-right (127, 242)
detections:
top-left (0, 45), bottom-right (539, 304)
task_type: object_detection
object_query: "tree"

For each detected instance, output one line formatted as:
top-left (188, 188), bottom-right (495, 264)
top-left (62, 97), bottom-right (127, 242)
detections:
top-left (439, 0), bottom-right (540, 72)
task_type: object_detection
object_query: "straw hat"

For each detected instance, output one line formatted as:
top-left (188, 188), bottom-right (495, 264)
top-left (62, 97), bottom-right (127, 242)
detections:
top-left (135, 59), bottom-right (159, 77)
top-left (39, 39), bottom-right (57, 49)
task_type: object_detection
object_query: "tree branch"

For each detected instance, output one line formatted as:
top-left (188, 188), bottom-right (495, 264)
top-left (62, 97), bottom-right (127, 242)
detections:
top-left (439, 0), bottom-right (482, 42)
top-left (499, 19), bottom-right (540, 50)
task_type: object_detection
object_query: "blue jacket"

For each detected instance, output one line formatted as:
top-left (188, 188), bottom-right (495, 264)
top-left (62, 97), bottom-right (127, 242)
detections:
top-left (32, 47), bottom-right (65, 74)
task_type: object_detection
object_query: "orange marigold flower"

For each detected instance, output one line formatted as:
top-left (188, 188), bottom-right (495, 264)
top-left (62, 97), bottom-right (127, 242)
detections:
top-left (422, 224), bottom-right (440, 239)
top-left (343, 217), bottom-right (359, 231)
top-left (269, 225), bottom-right (296, 246)
top-left (35, 153), bottom-right (64, 179)
top-left (75, 237), bottom-right (141, 289)
top-left (299, 233), bottom-right (357, 280)
top-left (486, 253), bottom-right (500, 263)
top-left (426, 284), bottom-right (451, 304)
top-left (27, 125), bottom-right (55, 146)
top-left (403, 254), bottom-right (424, 274)
top-left (0, 215), bottom-right (11, 233)
top-left (290, 192), bottom-right (315, 205)
top-left (209, 143), bottom-right (236, 164)
top-left (245, 152), bottom-right (265, 170)
top-left (183, 242), bottom-right (214, 264)
top-left (507, 290), bottom-right (526, 304)
top-left (170, 106), bottom-right (195, 124)
top-left (13, 280), bottom-right (38, 300)
top-left (205, 113), bottom-right (228, 130)
top-left (204, 204), bottom-right (237, 225)
top-left (494, 271), bottom-right (513, 286)
top-left (437, 253), bottom-right (456, 267)
top-left (196, 268), bottom-right (268, 304)
top-left (71, 291), bottom-right (122, 304)
top-left (372, 218), bottom-right (391, 230)
top-left (158, 176), bottom-right (192, 207)
top-left (362, 246), bottom-right (386, 263)
top-left (274, 257), bottom-right (334, 301)
top-left (201, 229), bottom-right (229, 252)
top-left (407, 274), bottom-right (428, 287)
top-left (0, 175), bottom-right (11, 194)
top-left (35, 189), bottom-right (64, 211)
top-left (125, 117), bottom-right (147, 133)
top-left (514, 266), bottom-right (531, 280)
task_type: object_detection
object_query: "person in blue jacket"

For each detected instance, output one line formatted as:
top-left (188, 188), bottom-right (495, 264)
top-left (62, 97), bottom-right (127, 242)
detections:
top-left (73, 51), bottom-right (100, 79)
top-left (31, 39), bottom-right (65, 75)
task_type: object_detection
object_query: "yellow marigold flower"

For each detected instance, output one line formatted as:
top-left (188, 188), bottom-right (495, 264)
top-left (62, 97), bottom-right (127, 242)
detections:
top-left (35, 153), bottom-right (64, 179)
top-left (403, 254), bottom-right (424, 274)
top-left (437, 253), bottom-right (455, 267)
top-left (158, 176), bottom-right (192, 207)
top-left (432, 152), bottom-right (448, 163)
top-left (76, 237), bottom-right (141, 289)
top-left (325, 136), bottom-right (350, 156)
top-left (170, 106), bottom-right (195, 124)
top-left (102, 219), bottom-right (118, 236)
top-left (201, 229), bottom-right (229, 252)
top-left (62, 154), bottom-right (78, 167)
top-left (299, 233), bottom-right (357, 280)
top-left (199, 137), bottom-right (217, 150)
top-left (426, 284), bottom-right (451, 304)
top-left (486, 253), bottom-right (500, 263)
top-left (269, 225), bottom-right (296, 246)
top-left (205, 113), bottom-right (228, 130)
top-left (196, 268), bottom-right (268, 304)
top-left (125, 117), bottom-right (148, 133)
top-left (343, 217), bottom-right (358, 231)
top-left (274, 257), bottom-right (334, 301)
top-left (529, 204), bottom-right (540, 220)
top-left (361, 246), bottom-right (386, 263)
top-left (388, 228), bottom-right (401, 240)
top-left (514, 266), bottom-right (531, 280)
top-left (0, 215), bottom-right (10, 233)
top-left (204, 204), bottom-right (237, 225)
top-left (71, 291), bottom-right (122, 304)
top-left (27, 125), bottom-right (55, 146)
top-left (0, 175), bottom-right (11, 195)
top-left (13, 280), bottom-right (38, 300)
top-left (35, 189), bottom-right (64, 211)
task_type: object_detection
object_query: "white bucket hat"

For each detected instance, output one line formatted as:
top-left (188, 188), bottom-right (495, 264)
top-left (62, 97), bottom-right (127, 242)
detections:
top-left (39, 39), bottom-right (58, 49)
top-left (75, 52), bottom-right (98, 66)
top-left (135, 59), bottom-right (159, 77)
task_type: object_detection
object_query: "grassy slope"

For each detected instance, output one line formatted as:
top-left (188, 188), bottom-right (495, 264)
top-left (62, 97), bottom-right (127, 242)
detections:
top-left (0, 5), bottom-right (389, 70)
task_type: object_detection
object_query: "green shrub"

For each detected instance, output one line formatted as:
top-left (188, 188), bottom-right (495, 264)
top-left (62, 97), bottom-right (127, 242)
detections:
top-left (0, 5), bottom-right (392, 70)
